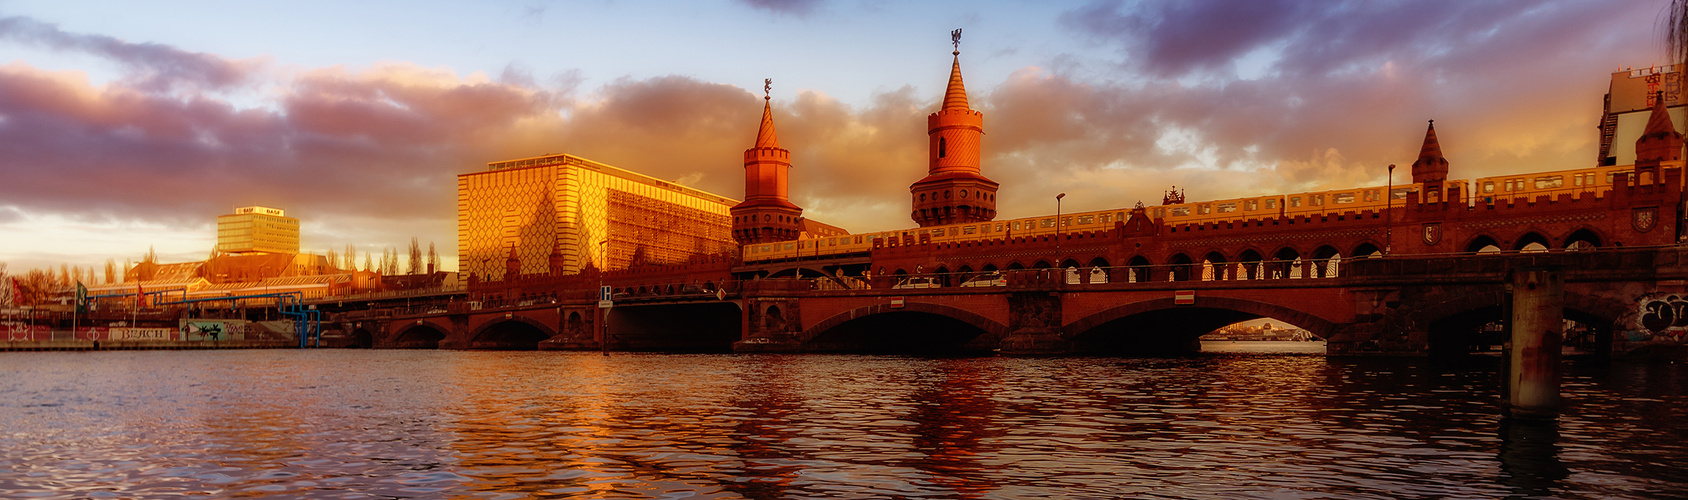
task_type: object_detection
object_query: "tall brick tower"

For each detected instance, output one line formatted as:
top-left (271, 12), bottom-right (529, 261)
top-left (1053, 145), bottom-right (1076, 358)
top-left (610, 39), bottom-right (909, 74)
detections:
top-left (1410, 120), bottom-right (1448, 186)
top-left (911, 29), bottom-right (998, 228)
top-left (731, 80), bottom-right (803, 244)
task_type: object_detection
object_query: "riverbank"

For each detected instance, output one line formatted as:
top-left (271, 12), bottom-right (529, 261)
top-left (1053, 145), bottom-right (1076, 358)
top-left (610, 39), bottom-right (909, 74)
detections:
top-left (1, 340), bottom-right (297, 351)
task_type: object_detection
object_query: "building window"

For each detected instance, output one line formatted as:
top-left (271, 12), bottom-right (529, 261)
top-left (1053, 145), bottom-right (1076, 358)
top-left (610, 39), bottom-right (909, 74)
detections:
top-left (939, 137), bottom-right (947, 158)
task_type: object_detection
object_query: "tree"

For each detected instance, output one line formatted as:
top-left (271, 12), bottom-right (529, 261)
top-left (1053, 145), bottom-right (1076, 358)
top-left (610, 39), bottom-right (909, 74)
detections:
top-left (344, 244), bottom-right (357, 271)
top-left (104, 259), bottom-right (116, 284)
top-left (427, 242), bottom-right (439, 274)
top-left (325, 248), bottom-right (339, 272)
top-left (363, 253), bottom-right (373, 273)
top-left (408, 237), bottom-right (422, 275)
top-left (1671, 0), bottom-right (1688, 70)
top-left (15, 269), bottom-right (52, 306)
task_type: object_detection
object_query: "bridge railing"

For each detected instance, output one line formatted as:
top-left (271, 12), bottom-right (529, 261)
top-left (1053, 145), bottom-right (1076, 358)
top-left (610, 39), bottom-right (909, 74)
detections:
top-left (1343, 245), bottom-right (1686, 279)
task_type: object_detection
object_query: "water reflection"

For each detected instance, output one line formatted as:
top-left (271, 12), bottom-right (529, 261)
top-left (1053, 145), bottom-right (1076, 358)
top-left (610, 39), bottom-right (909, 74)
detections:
top-left (0, 350), bottom-right (1684, 498)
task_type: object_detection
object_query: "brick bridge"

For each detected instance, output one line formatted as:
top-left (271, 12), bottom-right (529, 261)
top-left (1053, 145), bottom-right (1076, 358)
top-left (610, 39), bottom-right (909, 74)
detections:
top-left (334, 163), bottom-right (1688, 357)
top-left (342, 246), bottom-right (1688, 357)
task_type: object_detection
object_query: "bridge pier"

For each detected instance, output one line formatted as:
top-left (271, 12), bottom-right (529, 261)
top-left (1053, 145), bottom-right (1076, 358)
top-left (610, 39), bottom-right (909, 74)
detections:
top-left (1000, 291), bottom-right (1071, 355)
top-left (733, 297), bottom-right (805, 352)
top-left (1503, 267), bottom-right (1564, 420)
top-left (539, 306), bottom-right (601, 351)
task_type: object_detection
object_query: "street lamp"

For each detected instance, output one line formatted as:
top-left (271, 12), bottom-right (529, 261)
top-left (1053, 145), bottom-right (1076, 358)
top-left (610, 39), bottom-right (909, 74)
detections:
top-left (1385, 164), bottom-right (1395, 256)
top-left (1055, 193), bottom-right (1066, 250)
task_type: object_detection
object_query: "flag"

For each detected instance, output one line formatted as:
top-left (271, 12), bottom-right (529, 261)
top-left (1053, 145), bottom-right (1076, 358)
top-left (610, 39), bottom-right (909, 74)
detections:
top-left (136, 280), bottom-right (145, 308)
top-left (75, 281), bottom-right (87, 314)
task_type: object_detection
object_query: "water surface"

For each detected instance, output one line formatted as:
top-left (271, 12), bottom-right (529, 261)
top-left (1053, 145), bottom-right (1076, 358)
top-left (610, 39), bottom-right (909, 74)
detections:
top-left (1, 349), bottom-right (1683, 499)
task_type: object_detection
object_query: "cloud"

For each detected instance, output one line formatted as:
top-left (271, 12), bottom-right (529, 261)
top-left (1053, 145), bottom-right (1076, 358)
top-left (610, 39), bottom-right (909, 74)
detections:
top-left (737, 0), bottom-right (823, 17)
top-left (0, 16), bottom-right (260, 92)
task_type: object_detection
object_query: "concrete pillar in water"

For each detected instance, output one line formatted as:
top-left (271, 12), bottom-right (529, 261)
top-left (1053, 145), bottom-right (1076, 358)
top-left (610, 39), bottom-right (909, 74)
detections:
top-left (1504, 267), bottom-right (1563, 420)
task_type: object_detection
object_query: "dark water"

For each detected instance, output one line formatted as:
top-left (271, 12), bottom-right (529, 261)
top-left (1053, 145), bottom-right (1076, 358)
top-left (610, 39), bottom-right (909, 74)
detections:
top-left (1, 346), bottom-right (1684, 499)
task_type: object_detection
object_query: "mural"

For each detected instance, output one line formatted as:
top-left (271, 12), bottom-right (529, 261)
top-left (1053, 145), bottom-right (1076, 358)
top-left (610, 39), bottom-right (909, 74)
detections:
top-left (181, 320), bottom-right (247, 341)
top-left (1631, 293), bottom-right (1688, 342)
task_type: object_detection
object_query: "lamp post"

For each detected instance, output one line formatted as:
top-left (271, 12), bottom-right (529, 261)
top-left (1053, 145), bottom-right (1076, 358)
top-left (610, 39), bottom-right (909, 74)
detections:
top-left (1055, 193), bottom-right (1066, 250)
top-left (1385, 164), bottom-right (1395, 256)
top-left (598, 239), bottom-right (609, 356)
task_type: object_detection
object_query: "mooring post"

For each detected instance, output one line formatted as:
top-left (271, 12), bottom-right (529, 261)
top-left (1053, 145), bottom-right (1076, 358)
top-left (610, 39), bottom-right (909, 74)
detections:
top-left (1504, 267), bottom-right (1563, 420)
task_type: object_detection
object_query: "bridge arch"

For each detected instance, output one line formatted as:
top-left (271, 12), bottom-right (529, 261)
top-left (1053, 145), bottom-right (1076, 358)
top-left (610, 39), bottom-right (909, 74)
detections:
top-left (1563, 227), bottom-right (1603, 250)
top-left (1167, 253), bottom-right (1194, 281)
top-left (1409, 288), bottom-right (1629, 357)
top-left (466, 316), bottom-right (556, 350)
top-left (1515, 231), bottom-right (1552, 253)
top-left (1352, 242), bottom-right (1383, 258)
top-left (1127, 255), bottom-right (1152, 283)
top-left (393, 322), bottom-right (450, 349)
top-left (1063, 296), bottom-right (1339, 353)
top-left (1236, 249), bottom-right (1264, 280)
top-left (1465, 234), bottom-right (1502, 253)
top-left (800, 302), bottom-right (1010, 353)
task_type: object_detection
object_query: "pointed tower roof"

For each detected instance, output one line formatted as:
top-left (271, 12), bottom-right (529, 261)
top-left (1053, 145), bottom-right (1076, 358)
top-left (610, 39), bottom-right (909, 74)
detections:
top-left (754, 98), bottom-right (780, 149)
top-left (942, 52), bottom-right (970, 111)
top-left (1643, 91), bottom-right (1677, 137)
top-left (1417, 120), bottom-right (1443, 160)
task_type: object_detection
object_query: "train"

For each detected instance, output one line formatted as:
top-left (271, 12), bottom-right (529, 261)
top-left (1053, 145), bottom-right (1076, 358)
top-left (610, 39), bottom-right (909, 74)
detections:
top-left (741, 163), bottom-right (1664, 263)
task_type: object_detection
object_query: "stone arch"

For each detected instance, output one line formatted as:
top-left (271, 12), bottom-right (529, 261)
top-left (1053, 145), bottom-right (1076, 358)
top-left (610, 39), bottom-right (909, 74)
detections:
top-left (1066, 297), bottom-right (1343, 344)
top-left (466, 315), bottom-right (556, 350)
top-left (348, 328), bottom-right (374, 348)
top-left (799, 302), bottom-right (1011, 351)
top-left (1405, 287), bottom-right (1629, 357)
top-left (393, 322), bottom-right (449, 349)
top-left (1563, 227), bottom-right (1602, 250)
top-left (933, 266), bottom-right (952, 287)
top-left (1352, 242), bottom-right (1383, 258)
top-left (565, 311), bottom-right (586, 336)
top-left (1514, 231), bottom-right (1551, 253)
top-left (1202, 251), bottom-right (1229, 281)
top-left (1310, 245), bottom-right (1342, 278)
top-left (1127, 255), bottom-right (1152, 283)
top-left (1271, 247), bottom-right (1302, 279)
top-left (1236, 249), bottom-right (1264, 280)
top-left (1167, 253), bottom-right (1194, 281)
top-left (1465, 234), bottom-right (1502, 254)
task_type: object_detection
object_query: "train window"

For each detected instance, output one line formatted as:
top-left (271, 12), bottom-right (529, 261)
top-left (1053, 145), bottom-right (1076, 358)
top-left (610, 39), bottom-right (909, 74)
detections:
top-left (1391, 188), bottom-right (1413, 199)
top-left (1313, 195), bottom-right (1325, 206)
top-left (1100, 215), bottom-right (1110, 224)
top-left (995, 224), bottom-right (1003, 232)
top-left (1217, 202), bottom-right (1237, 213)
top-left (963, 226), bottom-right (977, 235)
top-left (1534, 176), bottom-right (1562, 189)
top-left (1483, 182), bottom-right (1495, 193)
top-left (1078, 215), bottom-right (1094, 224)
top-left (760, 245), bottom-right (771, 252)
top-left (1574, 175), bottom-right (1584, 186)
top-left (1290, 197), bottom-right (1302, 207)
top-left (783, 243), bottom-right (794, 250)
top-left (1116, 212), bottom-right (1124, 221)
top-left (1266, 199), bottom-right (1278, 209)
top-left (1041, 219), bottom-right (1055, 228)
top-left (1170, 206), bottom-right (1190, 216)
top-left (1334, 193), bottom-right (1355, 204)
top-left (1062, 217), bottom-right (1072, 227)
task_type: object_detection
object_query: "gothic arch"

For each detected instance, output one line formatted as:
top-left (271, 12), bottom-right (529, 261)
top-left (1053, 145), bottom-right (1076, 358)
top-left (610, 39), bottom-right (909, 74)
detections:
top-left (1563, 227), bottom-right (1603, 250)
top-left (798, 302), bottom-right (1011, 346)
top-left (1464, 234), bottom-right (1503, 254)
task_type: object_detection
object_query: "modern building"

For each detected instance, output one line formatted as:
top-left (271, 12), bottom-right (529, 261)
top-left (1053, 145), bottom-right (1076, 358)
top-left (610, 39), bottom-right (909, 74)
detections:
top-left (458, 154), bottom-right (740, 282)
top-left (216, 206), bottom-right (300, 254)
top-left (1599, 64), bottom-right (1687, 166)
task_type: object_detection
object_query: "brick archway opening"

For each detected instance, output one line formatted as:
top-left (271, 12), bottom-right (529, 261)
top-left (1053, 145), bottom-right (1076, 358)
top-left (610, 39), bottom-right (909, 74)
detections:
top-left (1421, 292), bottom-right (1619, 358)
top-left (803, 303), bottom-right (1007, 354)
top-left (348, 328), bottom-right (374, 348)
top-left (1065, 297), bottom-right (1336, 355)
top-left (606, 302), bottom-right (741, 352)
top-left (394, 323), bottom-right (448, 349)
top-left (468, 318), bottom-right (553, 350)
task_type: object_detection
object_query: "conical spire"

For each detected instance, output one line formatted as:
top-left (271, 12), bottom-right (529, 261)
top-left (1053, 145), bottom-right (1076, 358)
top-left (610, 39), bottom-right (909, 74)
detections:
top-left (1643, 91), bottom-right (1676, 137)
top-left (1417, 120), bottom-right (1443, 160)
top-left (754, 99), bottom-right (780, 149)
top-left (942, 52), bottom-right (970, 111)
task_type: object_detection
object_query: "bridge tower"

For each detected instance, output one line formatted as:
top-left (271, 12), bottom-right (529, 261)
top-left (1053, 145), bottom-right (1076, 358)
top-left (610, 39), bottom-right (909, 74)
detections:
top-left (1410, 120), bottom-right (1448, 196)
top-left (911, 29), bottom-right (998, 228)
top-left (731, 82), bottom-right (803, 245)
top-left (1634, 91), bottom-right (1683, 165)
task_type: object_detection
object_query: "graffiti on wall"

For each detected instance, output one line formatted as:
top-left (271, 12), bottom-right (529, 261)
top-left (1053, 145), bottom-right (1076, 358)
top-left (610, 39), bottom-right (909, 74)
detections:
top-left (181, 320), bottom-right (247, 341)
top-left (1633, 293), bottom-right (1688, 342)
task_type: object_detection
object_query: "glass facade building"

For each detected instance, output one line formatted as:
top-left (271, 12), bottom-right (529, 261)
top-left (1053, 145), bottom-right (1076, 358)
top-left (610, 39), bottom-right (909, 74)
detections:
top-left (458, 154), bottom-right (738, 281)
top-left (215, 206), bottom-right (300, 254)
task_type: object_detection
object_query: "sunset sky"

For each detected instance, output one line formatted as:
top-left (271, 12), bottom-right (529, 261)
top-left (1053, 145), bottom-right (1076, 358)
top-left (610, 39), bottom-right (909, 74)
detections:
top-left (0, 0), bottom-right (1676, 275)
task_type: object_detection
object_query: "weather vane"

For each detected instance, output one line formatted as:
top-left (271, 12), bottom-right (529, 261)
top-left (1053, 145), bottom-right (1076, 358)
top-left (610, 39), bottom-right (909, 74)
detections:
top-left (764, 78), bottom-right (771, 101)
top-left (951, 28), bottom-right (962, 54)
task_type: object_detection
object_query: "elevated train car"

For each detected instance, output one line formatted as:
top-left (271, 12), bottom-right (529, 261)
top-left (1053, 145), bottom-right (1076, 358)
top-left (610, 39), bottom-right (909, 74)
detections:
top-left (1470, 164), bottom-right (1675, 204)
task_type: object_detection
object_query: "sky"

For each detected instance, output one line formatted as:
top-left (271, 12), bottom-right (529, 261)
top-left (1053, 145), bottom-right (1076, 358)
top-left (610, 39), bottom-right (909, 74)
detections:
top-left (0, 0), bottom-right (1677, 276)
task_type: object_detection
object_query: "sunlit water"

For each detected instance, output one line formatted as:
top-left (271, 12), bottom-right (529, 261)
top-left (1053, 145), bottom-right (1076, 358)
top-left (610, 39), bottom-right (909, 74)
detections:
top-left (1, 345), bottom-right (1684, 499)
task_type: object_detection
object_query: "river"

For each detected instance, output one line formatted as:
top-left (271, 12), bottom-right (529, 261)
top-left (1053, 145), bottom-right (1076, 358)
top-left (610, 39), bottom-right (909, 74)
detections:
top-left (1, 344), bottom-right (1683, 499)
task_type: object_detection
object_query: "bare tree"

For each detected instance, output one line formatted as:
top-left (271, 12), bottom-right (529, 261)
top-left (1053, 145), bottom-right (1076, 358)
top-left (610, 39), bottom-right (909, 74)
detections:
top-left (104, 259), bottom-right (116, 284)
top-left (408, 237), bottom-right (422, 275)
top-left (427, 242), bottom-right (439, 273)
top-left (1670, 0), bottom-right (1688, 70)
top-left (363, 253), bottom-right (373, 273)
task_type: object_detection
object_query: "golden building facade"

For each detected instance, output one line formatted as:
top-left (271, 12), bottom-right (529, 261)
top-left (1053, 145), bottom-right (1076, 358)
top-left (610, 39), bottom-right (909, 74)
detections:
top-left (458, 154), bottom-right (738, 281)
top-left (215, 206), bottom-right (300, 254)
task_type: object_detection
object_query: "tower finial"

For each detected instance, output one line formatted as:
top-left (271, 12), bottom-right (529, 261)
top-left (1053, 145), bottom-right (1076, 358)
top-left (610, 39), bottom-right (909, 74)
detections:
top-left (951, 28), bottom-right (962, 55)
top-left (764, 78), bottom-right (771, 101)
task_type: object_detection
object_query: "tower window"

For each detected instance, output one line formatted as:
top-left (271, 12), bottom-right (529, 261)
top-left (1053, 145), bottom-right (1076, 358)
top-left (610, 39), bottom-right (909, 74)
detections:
top-left (939, 137), bottom-right (947, 158)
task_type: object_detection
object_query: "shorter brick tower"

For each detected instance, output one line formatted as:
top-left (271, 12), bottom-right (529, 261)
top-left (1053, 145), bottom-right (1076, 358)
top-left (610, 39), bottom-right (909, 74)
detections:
top-left (731, 84), bottom-right (803, 244)
top-left (1635, 92), bottom-right (1684, 164)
